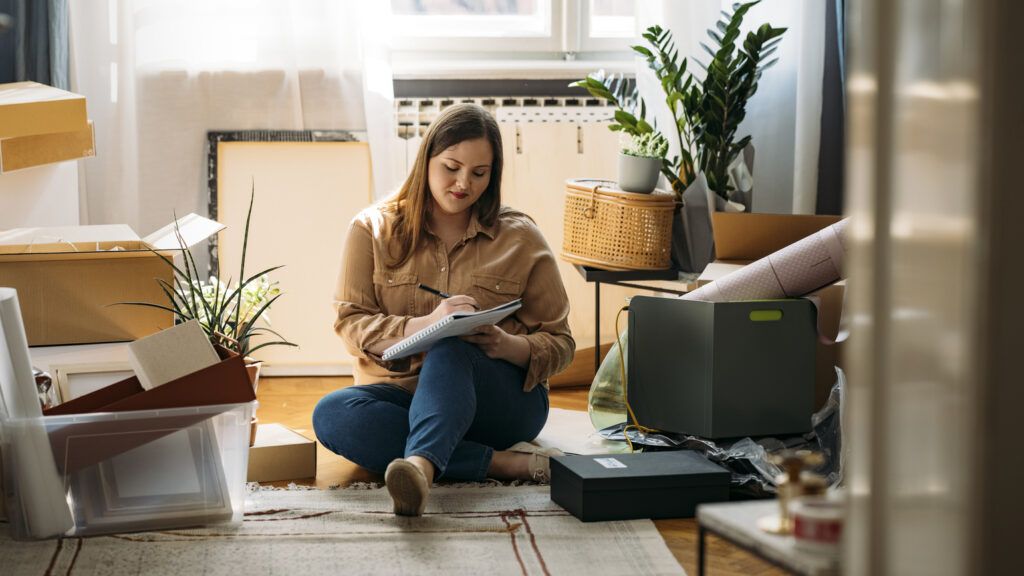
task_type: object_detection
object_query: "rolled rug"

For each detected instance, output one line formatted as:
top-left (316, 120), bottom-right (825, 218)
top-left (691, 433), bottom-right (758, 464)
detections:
top-left (684, 218), bottom-right (850, 303)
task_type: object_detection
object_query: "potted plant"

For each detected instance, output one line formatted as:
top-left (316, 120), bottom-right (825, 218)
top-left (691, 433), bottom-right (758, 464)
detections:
top-left (618, 132), bottom-right (669, 193)
top-left (122, 186), bottom-right (296, 444)
top-left (572, 1), bottom-right (786, 271)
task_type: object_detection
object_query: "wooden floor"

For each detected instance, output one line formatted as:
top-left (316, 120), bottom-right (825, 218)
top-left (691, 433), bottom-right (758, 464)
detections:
top-left (257, 376), bottom-right (783, 576)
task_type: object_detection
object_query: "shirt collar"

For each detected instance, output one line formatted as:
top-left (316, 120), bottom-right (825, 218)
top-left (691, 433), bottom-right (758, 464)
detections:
top-left (423, 209), bottom-right (498, 243)
top-left (466, 210), bottom-right (497, 240)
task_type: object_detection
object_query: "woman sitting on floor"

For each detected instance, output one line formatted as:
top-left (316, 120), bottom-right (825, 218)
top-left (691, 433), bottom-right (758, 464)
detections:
top-left (313, 103), bottom-right (575, 516)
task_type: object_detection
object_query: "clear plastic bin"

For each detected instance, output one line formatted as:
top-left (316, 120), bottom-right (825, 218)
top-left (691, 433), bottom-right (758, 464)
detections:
top-left (1, 401), bottom-right (254, 539)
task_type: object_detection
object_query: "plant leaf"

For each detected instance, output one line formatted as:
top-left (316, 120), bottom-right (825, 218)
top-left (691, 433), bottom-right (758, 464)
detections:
top-left (245, 340), bottom-right (299, 356)
top-left (111, 301), bottom-right (179, 316)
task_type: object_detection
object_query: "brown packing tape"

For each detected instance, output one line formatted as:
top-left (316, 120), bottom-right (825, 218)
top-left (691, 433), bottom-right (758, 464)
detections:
top-left (711, 212), bottom-right (844, 261)
top-left (43, 347), bottom-right (256, 475)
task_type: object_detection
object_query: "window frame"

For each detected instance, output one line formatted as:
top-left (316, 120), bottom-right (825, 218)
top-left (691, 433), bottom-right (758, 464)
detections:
top-left (388, 0), bottom-right (636, 56)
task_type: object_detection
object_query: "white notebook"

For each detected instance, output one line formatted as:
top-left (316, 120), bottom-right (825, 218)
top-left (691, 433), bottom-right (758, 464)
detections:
top-left (382, 299), bottom-right (523, 360)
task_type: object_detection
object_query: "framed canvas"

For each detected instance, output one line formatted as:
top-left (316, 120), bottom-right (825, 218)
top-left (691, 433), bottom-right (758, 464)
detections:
top-left (51, 362), bottom-right (134, 404)
top-left (207, 129), bottom-right (370, 374)
top-left (69, 419), bottom-right (232, 531)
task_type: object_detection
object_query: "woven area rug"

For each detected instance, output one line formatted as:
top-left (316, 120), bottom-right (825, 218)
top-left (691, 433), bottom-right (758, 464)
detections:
top-left (1, 485), bottom-right (685, 576)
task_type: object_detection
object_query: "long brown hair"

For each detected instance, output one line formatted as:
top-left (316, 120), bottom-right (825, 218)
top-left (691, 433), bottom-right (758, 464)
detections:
top-left (384, 103), bottom-right (503, 267)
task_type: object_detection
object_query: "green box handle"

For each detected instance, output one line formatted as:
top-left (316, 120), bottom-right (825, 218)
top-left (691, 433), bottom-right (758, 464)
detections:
top-left (749, 309), bottom-right (784, 322)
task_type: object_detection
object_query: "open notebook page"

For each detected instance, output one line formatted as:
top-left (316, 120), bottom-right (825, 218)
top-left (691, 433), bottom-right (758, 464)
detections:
top-left (382, 299), bottom-right (523, 360)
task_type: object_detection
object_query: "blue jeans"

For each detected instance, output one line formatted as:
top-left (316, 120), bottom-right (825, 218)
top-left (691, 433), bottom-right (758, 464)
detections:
top-left (312, 338), bottom-right (549, 481)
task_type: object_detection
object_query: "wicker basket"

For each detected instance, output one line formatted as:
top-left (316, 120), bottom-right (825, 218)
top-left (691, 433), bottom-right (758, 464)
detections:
top-left (561, 179), bottom-right (676, 271)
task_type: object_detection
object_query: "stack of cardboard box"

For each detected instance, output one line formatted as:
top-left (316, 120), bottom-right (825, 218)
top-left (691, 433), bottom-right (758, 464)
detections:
top-left (0, 81), bottom-right (95, 173)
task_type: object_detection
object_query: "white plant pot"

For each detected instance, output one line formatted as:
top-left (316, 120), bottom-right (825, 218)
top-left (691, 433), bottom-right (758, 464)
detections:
top-left (617, 153), bottom-right (661, 193)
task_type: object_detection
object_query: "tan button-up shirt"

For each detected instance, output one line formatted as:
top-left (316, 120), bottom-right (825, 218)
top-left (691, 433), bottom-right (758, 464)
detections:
top-left (334, 204), bottom-right (575, 393)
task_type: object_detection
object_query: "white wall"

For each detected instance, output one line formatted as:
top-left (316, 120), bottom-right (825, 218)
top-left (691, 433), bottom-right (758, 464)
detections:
top-left (637, 0), bottom-right (822, 214)
top-left (0, 162), bottom-right (80, 229)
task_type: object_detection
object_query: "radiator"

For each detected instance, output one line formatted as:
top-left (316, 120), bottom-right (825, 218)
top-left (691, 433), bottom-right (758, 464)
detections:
top-left (394, 96), bottom-right (618, 172)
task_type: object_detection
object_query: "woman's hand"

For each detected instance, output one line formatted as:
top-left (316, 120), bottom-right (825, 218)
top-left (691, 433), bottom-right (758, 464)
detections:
top-left (402, 294), bottom-right (479, 337)
top-left (429, 295), bottom-right (478, 322)
top-left (461, 324), bottom-right (531, 368)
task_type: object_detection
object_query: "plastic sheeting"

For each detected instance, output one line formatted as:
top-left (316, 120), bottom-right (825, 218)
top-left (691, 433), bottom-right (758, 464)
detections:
top-left (595, 368), bottom-right (847, 498)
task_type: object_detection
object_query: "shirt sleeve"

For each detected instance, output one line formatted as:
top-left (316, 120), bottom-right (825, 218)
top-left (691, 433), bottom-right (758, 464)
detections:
top-left (333, 218), bottom-right (413, 373)
top-left (515, 233), bottom-right (576, 391)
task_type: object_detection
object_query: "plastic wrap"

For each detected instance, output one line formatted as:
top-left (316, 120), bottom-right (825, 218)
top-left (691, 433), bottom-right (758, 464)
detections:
top-left (587, 331), bottom-right (628, 431)
top-left (596, 368), bottom-right (847, 497)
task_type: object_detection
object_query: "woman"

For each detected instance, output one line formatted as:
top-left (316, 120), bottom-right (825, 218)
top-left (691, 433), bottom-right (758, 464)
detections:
top-left (313, 103), bottom-right (575, 516)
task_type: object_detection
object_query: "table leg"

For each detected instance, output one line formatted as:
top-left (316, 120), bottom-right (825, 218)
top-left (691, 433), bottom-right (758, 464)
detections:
top-left (594, 280), bottom-right (601, 374)
top-left (698, 525), bottom-right (707, 576)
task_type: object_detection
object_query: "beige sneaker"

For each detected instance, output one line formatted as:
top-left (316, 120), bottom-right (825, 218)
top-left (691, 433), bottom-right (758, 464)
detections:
top-left (385, 459), bottom-right (430, 516)
top-left (506, 442), bottom-right (565, 483)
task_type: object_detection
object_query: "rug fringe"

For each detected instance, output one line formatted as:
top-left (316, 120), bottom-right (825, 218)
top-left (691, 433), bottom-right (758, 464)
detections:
top-left (247, 478), bottom-right (547, 493)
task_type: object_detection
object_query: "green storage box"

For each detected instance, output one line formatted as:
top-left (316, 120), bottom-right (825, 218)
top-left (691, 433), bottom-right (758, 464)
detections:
top-left (627, 296), bottom-right (816, 439)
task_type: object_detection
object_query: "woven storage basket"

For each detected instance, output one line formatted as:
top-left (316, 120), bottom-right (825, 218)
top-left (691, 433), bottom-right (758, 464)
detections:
top-left (562, 178), bottom-right (676, 271)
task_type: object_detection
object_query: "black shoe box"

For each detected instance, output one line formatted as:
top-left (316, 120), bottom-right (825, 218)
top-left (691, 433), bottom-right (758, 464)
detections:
top-left (550, 450), bottom-right (730, 522)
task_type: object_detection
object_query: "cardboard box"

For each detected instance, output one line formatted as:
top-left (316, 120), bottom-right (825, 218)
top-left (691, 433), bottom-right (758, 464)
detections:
top-left (0, 214), bottom-right (225, 346)
top-left (550, 451), bottom-right (730, 522)
top-left (628, 296), bottom-right (818, 439)
top-left (247, 424), bottom-right (317, 482)
top-left (711, 212), bottom-right (844, 262)
top-left (0, 120), bottom-right (96, 173)
top-left (0, 82), bottom-right (88, 140)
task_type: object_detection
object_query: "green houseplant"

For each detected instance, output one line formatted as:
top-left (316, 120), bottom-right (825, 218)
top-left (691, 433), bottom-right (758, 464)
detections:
top-left (122, 187), bottom-right (296, 444)
top-left (125, 188), bottom-right (296, 360)
top-left (618, 131), bottom-right (669, 193)
top-left (572, 1), bottom-right (786, 203)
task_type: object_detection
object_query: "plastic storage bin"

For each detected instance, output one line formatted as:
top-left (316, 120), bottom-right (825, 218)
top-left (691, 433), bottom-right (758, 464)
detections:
top-left (1, 401), bottom-right (254, 539)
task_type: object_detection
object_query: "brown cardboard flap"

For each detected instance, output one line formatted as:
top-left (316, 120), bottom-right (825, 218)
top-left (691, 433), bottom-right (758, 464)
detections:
top-left (712, 213), bottom-right (844, 261)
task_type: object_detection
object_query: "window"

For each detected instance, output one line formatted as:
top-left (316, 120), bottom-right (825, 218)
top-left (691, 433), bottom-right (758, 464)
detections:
top-left (391, 0), bottom-right (551, 39)
top-left (587, 0), bottom-right (635, 39)
top-left (389, 0), bottom-right (636, 55)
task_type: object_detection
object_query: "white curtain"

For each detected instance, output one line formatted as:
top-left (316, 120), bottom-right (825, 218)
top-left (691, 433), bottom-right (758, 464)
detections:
top-left (636, 0), bottom-right (825, 214)
top-left (69, 0), bottom-right (398, 237)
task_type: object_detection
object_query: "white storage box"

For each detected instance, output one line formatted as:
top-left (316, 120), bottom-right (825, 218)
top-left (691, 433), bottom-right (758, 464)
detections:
top-left (1, 401), bottom-right (254, 539)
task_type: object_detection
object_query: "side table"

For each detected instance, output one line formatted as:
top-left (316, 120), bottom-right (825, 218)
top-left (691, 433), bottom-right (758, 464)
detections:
top-left (572, 265), bottom-right (693, 372)
top-left (697, 500), bottom-right (839, 576)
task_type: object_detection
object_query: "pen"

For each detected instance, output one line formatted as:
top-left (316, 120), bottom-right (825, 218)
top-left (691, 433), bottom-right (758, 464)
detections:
top-left (418, 283), bottom-right (451, 299)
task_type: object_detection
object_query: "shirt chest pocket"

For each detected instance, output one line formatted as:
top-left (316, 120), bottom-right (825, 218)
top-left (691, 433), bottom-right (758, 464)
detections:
top-left (467, 272), bottom-right (522, 310)
top-left (373, 272), bottom-right (418, 315)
